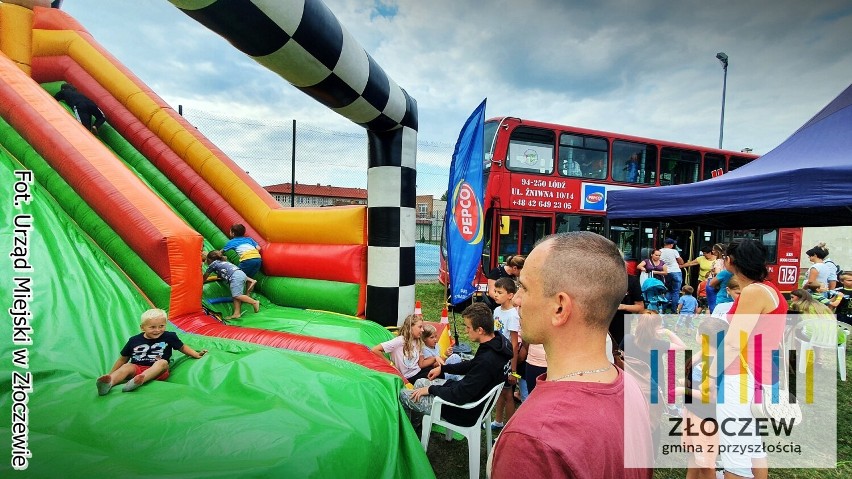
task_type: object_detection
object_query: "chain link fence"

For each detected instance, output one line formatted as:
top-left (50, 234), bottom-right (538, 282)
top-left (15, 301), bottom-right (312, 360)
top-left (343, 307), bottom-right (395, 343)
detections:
top-left (182, 107), bottom-right (452, 280)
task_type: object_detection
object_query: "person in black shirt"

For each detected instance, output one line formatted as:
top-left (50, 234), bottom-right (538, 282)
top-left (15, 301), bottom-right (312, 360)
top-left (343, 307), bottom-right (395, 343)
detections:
top-left (54, 83), bottom-right (106, 134)
top-left (610, 272), bottom-right (644, 353)
top-left (482, 255), bottom-right (524, 310)
top-left (830, 271), bottom-right (852, 326)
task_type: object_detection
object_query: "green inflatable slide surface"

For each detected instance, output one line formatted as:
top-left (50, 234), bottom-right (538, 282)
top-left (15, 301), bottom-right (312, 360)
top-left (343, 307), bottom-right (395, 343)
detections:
top-left (0, 147), bottom-right (434, 477)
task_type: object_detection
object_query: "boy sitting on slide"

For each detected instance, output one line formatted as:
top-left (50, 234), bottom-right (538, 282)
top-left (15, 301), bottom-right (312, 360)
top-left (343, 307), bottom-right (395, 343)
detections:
top-left (97, 309), bottom-right (207, 395)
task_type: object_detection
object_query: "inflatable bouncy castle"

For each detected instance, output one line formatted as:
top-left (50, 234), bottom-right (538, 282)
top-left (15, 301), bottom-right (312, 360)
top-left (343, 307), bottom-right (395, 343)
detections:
top-left (0, 1), bottom-right (430, 477)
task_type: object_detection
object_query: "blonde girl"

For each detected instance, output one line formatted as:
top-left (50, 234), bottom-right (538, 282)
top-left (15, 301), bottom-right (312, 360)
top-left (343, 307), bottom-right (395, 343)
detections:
top-left (372, 314), bottom-right (433, 382)
top-left (789, 288), bottom-right (833, 315)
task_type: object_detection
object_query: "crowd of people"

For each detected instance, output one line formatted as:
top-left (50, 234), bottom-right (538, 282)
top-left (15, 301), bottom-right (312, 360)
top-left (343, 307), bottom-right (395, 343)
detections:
top-left (100, 224), bottom-right (845, 477)
top-left (378, 233), bottom-right (848, 478)
top-left (383, 234), bottom-right (655, 478)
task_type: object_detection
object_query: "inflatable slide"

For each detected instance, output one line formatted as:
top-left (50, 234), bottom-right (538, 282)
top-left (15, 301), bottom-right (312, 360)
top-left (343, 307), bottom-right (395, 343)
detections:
top-left (0, 3), bottom-right (432, 477)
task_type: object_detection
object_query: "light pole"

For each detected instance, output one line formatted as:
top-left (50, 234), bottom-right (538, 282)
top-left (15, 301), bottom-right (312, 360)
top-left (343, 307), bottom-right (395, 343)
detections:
top-left (716, 52), bottom-right (728, 149)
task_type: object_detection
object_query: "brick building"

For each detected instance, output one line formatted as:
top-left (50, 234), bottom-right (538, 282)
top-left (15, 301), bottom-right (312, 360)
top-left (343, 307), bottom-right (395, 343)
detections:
top-left (416, 195), bottom-right (445, 242)
top-left (265, 182), bottom-right (367, 207)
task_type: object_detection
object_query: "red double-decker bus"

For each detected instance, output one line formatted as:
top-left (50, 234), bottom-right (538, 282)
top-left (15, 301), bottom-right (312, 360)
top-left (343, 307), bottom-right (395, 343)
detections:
top-left (440, 117), bottom-right (803, 300)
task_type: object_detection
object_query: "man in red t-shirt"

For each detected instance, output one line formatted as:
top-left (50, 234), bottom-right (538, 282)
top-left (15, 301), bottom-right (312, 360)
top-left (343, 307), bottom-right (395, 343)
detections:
top-left (489, 232), bottom-right (653, 479)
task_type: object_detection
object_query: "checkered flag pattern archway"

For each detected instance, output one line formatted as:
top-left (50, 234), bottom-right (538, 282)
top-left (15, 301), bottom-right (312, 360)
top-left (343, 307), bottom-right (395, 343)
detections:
top-left (173, 0), bottom-right (417, 326)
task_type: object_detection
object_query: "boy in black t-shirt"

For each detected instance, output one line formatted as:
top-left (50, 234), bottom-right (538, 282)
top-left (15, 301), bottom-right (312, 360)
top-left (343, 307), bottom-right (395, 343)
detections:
top-left (96, 309), bottom-right (207, 395)
top-left (483, 255), bottom-right (525, 310)
top-left (831, 271), bottom-right (852, 326)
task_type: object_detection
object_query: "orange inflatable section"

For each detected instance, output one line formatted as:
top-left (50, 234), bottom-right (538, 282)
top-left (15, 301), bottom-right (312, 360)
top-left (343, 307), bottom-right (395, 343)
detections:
top-left (30, 9), bottom-right (368, 315)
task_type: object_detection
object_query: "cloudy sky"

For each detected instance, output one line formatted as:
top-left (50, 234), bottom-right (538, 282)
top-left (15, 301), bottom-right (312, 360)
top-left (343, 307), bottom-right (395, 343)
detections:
top-left (60, 0), bottom-right (852, 195)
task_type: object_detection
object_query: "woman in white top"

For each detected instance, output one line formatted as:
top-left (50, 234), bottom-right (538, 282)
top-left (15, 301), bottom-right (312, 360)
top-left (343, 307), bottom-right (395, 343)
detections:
top-left (803, 246), bottom-right (834, 289)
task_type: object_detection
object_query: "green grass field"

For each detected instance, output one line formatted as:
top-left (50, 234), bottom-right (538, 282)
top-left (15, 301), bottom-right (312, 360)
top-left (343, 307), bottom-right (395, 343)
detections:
top-left (414, 282), bottom-right (852, 479)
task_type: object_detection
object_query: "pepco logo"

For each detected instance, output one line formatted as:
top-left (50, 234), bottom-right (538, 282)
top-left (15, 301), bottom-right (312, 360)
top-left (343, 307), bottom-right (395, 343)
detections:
top-left (586, 192), bottom-right (604, 204)
top-left (452, 181), bottom-right (483, 243)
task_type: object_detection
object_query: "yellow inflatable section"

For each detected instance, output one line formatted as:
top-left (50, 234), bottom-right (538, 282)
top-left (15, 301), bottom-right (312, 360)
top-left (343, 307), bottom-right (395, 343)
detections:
top-left (32, 21), bottom-right (364, 245)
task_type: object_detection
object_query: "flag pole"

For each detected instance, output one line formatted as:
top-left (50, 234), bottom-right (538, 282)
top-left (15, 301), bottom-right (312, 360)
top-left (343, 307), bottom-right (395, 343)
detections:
top-left (445, 243), bottom-right (471, 353)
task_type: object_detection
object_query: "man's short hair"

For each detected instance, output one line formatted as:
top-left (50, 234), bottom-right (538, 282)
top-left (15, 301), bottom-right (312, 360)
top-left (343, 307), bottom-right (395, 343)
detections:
top-left (494, 276), bottom-right (517, 294)
top-left (537, 232), bottom-right (626, 331)
top-left (462, 302), bottom-right (494, 334)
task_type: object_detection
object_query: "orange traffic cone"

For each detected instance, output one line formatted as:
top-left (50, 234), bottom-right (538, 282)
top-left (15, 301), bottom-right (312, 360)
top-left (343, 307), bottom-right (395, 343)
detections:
top-left (414, 300), bottom-right (422, 317)
top-left (440, 307), bottom-right (449, 324)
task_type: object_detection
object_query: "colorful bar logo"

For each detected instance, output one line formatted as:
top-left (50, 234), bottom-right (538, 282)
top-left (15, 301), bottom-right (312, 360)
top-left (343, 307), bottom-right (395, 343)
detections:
top-left (646, 332), bottom-right (813, 406)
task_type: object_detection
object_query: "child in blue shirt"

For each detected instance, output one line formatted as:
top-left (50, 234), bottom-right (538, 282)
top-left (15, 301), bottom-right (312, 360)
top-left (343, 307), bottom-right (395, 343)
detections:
top-left (421, 324), bottom-right (463, 382)
top-left (222, 223), bottom-right (262, 278)
top-left (676, 285), bottom-right (700, 331)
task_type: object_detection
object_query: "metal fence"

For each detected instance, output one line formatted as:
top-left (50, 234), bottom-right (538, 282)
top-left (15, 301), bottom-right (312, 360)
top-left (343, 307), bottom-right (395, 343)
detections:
top-left (182, 107), bottom-right (452, 280)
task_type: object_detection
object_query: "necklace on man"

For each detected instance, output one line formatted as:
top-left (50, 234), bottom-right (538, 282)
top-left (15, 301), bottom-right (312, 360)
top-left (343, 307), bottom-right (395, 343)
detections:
top-left (548, 364), bottom-right (613, 382)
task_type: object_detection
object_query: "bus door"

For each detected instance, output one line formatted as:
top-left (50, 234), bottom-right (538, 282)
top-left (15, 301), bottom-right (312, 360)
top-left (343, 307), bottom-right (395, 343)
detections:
top-left (668, 229), bottom-right (696, 286)
top-left (608, 219), bottom-right (645, 275)
top-left (494, 214), bottom-right (553, 264)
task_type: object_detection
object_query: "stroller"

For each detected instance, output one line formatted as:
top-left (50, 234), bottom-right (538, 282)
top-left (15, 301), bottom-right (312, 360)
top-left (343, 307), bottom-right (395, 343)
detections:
top-left (641, 277), bottom-right (669, 312)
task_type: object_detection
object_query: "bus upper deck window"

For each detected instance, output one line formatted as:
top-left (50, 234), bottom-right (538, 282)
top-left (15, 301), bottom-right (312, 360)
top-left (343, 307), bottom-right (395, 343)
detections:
top-left (558, 133), bottom-right (608, 180)
top-left (612, 141), bottom-right (657, 185)
top-left (507, 127), bottom-right (554, 174)
top-left (660, 147), bottom-right (700, 185)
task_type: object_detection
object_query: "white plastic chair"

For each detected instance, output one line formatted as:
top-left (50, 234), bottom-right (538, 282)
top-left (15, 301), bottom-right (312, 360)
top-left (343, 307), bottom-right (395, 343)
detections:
top-left (794, 318), bottom-right (848, 381)
top-left (420, 382), bottom-right (503, 479)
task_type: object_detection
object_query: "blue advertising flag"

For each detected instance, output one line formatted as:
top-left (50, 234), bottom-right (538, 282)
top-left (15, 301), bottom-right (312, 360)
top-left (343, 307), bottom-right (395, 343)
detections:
top-left (445, 99), bottom-right (487, 305)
